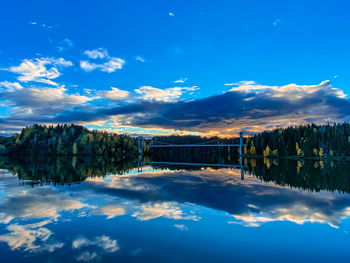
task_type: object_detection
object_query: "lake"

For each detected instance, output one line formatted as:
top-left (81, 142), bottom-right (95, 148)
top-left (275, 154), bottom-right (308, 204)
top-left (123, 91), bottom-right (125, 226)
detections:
top-left (0, 156), bottom-right (350, 262)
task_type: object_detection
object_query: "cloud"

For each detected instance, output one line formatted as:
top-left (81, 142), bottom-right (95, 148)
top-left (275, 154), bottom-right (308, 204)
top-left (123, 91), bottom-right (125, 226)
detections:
top-left (134, 86), bottom-right (199, 102)
top-left (76, 251), bottom-right (98, 262)
top-left (28, 21), bottom-right (54, 29)
top-left (229, 204), bottom-right (350, 228)
top-left (0, 182), bottom-right (89, 222)
top-left (98, 87), bottom-right (130, 100)
top-left (80, 57), bottom-right (125, 73)
top-left (88, 80), bottom-right (350, 136)
top-left (135, 56), bottom-right (145, 63)
top-left (174, 224), bottom-right (188, 230)
top-left (74, 235), bottom-right (119, 252)
top-left (83, 48), bottom-right (108, 59)
top-left (0, 220), bottom-right (64, 253)
top-left (0, 82), bottom-right (93, 119)
top-left (57, 38), bottom-right (74, 52)
top-left (174, 78), bottom-right (188, 83)
top-left (2, 79), bottom-right (350, 137)
top-left (98, 205), bottom-right (126, 219)
top-left (6, 57), bottom-right (73, 86)
top-left (82, 167), bottom-right (350, 229)
top-left (80, 48), bottom-right (125, 73)
top-left (169, 12), bottom-right (175, 17)
top-left (132, 202), bottom-right (200, 221)
top-left (72, 235), bottom-right (119, 262)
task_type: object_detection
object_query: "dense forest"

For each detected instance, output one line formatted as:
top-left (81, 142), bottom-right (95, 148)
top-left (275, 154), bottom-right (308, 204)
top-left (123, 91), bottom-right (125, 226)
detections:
top-left (0, 124), bottom-right (137, 158)
top-left (1, 123), bottom-right (350, 159)
top-left (0, 156), bottom-right (136, 186)
top-left (2, 155), bottom-right (350, 193)
top-left (150, 123), bottom-right (350, 159)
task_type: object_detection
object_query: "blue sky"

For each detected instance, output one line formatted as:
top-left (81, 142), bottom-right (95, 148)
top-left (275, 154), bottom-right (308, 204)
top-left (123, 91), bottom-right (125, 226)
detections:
top-left (1, 0), bottom-right (350, 136)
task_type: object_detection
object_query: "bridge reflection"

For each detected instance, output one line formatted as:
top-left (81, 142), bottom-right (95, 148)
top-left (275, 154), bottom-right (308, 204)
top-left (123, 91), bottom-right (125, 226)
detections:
top-left (138, 158), bottom-right (245, 180)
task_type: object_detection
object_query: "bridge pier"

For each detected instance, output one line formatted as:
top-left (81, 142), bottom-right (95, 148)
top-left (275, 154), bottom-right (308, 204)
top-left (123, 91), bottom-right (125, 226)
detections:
top-left (239, 132), bottom-right (244, 180)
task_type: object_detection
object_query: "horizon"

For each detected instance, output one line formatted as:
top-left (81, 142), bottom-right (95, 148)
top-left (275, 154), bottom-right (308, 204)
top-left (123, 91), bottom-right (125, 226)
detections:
top-left (1, 0), bottom-right (350, 137)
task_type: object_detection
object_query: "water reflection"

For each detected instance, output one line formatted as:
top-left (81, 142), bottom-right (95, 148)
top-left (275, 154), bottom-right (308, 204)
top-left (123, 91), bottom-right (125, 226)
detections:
top-left (0, 157), bottom-right (350, 262)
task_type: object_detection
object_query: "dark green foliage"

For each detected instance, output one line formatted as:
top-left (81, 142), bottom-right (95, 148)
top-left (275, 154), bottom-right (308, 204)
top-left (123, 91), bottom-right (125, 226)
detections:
top-left (150, 123), bottom-right (350, 158)
top-left (248, 123), bottom-right (350, 158)
top-left (0, 124), bottom-right (137, 158)
top-left (245, 158), bottom-right (350, 194)
top-left (0, 155), bottom-right (137, 186)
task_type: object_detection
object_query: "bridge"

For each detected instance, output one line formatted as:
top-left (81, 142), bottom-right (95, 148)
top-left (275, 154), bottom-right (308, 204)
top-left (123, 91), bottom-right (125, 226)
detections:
top-left (137, 132), bottom-right (246, 179)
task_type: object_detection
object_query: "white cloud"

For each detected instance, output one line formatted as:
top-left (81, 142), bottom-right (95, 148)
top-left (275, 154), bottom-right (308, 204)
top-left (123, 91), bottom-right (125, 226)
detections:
top-left (227, 80), bottom-right (346, 100)
top-left (76, 251), bottom-right (98, 262)
top-left (99, 205), bottom-right (126, 219)
top-left (80, 58), bottom-right (125, 73)
top-left (0, 220), bottom-right (64, 253)
top-left (135, 56), bottom-right (145, 63)
top-left (132, 202), bottom-right (200, 221)
top-left (72, 235), bottom-right (119, 253)
top-left (1, 82), bottom-right (92, 108)
top-left (100, 57), bottom-right (125, 73)
top-left (0, 81), bottom-right (94, 120)
top-left (6, 57), bottom-right (73, 86)
top-left (174, 78), bottom-right (188, 83)
top-left (135, 86), bottom-right (199, 102)
top-left (98, 87), bottom-right (130, 100)
top-left (169, 12), bottom-right (175, 17)
top-left (83, 48), bottom-right (108, 59)
top-left (174, 224), bottom-right (188, 231)
top-left (28, 21), bottom-right (54, 29)
top-left (229, 204), bottom-right (350, 228)
top-left (81, 48), bottom-right (125, 73)
top-left (0, 181), bottom-right (90, 222)
top-left (80, 61), bottom-right (98, 72)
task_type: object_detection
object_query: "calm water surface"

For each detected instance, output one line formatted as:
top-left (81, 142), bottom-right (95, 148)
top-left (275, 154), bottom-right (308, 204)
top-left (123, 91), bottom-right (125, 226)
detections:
top-left (0, 157), bottom-right (350, 262)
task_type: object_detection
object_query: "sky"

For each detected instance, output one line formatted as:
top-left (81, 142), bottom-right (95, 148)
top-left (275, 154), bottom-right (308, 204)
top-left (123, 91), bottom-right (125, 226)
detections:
top-left (0, 0), bottom-right (350, 137)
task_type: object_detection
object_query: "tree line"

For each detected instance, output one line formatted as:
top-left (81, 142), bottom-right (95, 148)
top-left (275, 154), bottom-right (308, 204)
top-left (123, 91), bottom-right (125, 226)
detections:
top-left (0, 124), bottom-right (137, 158)
top-left (1, 123), bottom-right (350, 159)
top-left (149, 123), bottom-right (350, 159)
top-left (0, 155), bottom-right (136, 186)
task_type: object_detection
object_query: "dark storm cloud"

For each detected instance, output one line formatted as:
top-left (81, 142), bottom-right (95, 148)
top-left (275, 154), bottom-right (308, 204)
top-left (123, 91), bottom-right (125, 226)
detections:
top-left (2, 80), bottom-right (350, 134)
top-left (52, 81), bottom-right (350, 134)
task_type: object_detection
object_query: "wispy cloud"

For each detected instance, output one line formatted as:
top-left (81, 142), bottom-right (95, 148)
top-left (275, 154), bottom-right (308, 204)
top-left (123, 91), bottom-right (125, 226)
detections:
top-left (72, 235), bottom-right (119, 261)
top-left (169, 12), bottom-right (175, 17)
top-left (28, 21), bottom-right (54, 29)
top-left (134, 86), bottom-right (199, 102)
top-left (174, 78), bottom-right (188, 83)
top-left (80, 48), bottom-right (125, 73)
top-left (135, 56), bottom-right (145, 63)
top-left (0, 220), bottom-right (63, 253)
top-left (5, 57), bottom-right (73, 86)
top-left (56, 38), bottom-right (74, 52)
top-left (83, 48), bottom-right (108, 59)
